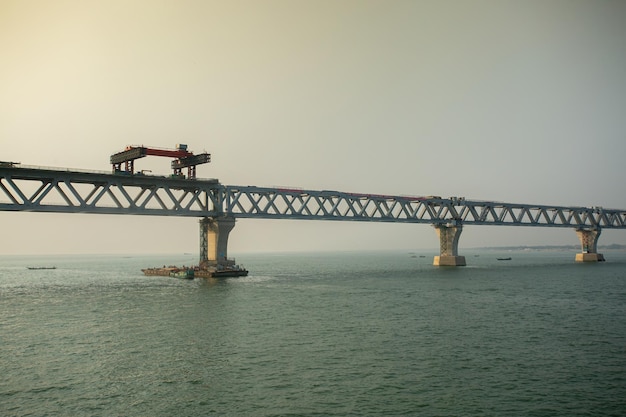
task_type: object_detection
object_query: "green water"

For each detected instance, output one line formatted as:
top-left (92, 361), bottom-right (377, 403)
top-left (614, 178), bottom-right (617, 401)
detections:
top-left (1, 251), bottom-right (625, 416)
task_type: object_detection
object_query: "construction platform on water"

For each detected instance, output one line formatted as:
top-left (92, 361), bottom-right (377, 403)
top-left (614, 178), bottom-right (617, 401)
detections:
top-left (142, 263), bottom-right (248, 279)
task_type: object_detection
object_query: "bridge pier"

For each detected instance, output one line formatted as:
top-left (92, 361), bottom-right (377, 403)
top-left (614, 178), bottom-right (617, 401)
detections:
top-left (433, 224), bottom-right (466, 266)
top-left (199, 216), bottom-right (236, 268)
top-left (575, 228), bottom-right (605, 262)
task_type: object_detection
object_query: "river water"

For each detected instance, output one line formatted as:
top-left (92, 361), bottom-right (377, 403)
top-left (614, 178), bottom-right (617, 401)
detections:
top-left (1, 250), bottom-right (625, 416)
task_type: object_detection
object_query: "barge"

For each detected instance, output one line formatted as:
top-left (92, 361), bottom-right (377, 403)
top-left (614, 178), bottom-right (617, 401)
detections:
top-left (142, 266), bottom-right (195, 279)
top-left (193, 264), bottom-right (248, 278)
top-left (142, 263), bottom-right (248, 279)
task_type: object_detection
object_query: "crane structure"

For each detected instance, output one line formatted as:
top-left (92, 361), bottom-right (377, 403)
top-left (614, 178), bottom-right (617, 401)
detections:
top-left (110, 144), bottom-right (211, 179)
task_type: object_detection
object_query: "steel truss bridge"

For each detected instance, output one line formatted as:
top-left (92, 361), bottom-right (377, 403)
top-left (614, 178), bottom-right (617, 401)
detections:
top-left (1, 165), bottom-right (624, 228)
top-left (1, 165), bottom-right (624, 265)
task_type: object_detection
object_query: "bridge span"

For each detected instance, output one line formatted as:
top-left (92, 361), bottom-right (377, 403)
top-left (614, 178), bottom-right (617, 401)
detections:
top-left (2, 164), bottom-right (625, 266)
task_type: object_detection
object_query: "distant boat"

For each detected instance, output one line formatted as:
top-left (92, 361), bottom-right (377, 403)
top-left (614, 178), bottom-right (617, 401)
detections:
top-left (27, 266), bottom-right (56, 270)
top-left (497, 257), bottom-right (512, 261)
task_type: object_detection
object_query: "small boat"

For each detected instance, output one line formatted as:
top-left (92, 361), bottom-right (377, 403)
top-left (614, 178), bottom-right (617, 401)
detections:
top-left (169, 268), bottom-right (194, 279)
top-left (27, 266), bottom-right (57, 270)
top-left (497, 257), bottom-right (512, 261)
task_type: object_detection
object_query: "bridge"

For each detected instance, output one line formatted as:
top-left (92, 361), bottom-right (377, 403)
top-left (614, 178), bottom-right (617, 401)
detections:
top-left (2, 163), bottom-right (625, 266)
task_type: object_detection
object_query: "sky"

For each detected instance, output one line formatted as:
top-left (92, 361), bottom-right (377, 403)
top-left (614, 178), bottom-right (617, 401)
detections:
top-left (1, 0), bottom-right (625, 255)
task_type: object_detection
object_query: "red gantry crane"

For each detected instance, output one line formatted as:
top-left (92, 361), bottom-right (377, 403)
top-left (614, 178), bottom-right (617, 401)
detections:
top-left (110, 144), bottom-right (211, 179)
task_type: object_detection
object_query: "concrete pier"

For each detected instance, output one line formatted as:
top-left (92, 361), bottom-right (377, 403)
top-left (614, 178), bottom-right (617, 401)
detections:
top-left (575, 228), bottom-right (605, 262)
top-left (199, 216), bottom-right (236, 267)
top-left (433, 224), bottom-right (466, 266)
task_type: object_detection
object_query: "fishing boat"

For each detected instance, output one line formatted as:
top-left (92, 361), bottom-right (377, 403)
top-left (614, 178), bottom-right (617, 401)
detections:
top-left (27, 266), bottom-right (57, 270)
top-left (497, 257), bottom-right (512, 261)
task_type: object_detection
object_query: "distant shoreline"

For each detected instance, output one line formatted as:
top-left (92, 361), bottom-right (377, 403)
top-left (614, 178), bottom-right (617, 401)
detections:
top-left (1, 245), bottom-right (625, 257)
top-left (477, 244), bottom-right (626, 251)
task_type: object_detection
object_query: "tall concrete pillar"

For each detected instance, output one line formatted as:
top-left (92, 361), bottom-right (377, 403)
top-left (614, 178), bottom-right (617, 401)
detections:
top-left (575, 228), bottom-right (605, 262)
top-left (199, 216), bottom-right (236, 268)
top-left (433, 224), bottom-right (466, 266)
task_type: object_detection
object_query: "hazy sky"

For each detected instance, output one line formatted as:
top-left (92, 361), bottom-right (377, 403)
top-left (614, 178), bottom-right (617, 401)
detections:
top-left (1, 0), bottom-right (625, 255)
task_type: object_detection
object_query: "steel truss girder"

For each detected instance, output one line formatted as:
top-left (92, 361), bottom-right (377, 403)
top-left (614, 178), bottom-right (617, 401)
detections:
top-left (1, 167), bottom-right (625, 229)
top-left (222, 186), bottom-right (626, 229)
top-left (0, 167), bottom-right (221, 217)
